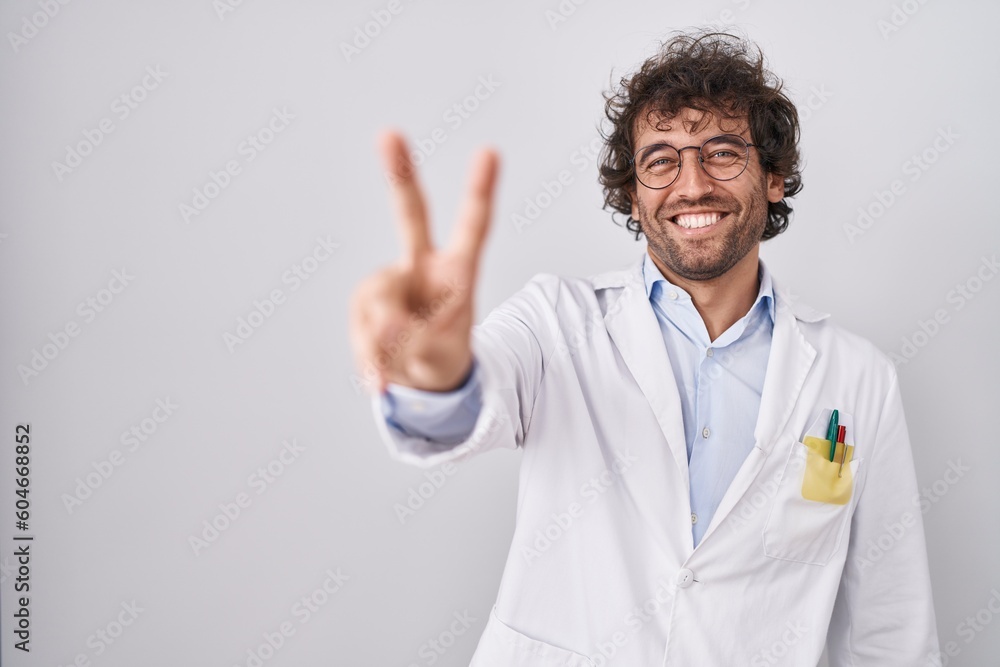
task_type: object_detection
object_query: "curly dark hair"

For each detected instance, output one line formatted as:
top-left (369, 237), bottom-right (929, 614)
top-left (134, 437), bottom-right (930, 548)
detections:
top-left (598, 30), bottom-right (802, 240)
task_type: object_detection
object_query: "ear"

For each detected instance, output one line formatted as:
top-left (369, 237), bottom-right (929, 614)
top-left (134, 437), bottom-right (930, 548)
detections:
top-left (766, 171), bottom-right (784, 203)
top-left (629, 184), bottom-right (639, 219)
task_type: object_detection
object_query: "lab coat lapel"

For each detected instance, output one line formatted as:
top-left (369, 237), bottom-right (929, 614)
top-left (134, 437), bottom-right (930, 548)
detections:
top-left (751, 284), bottom-right (822, 454)
top-left (602, 257), bottom-right (690, 492)
top-left (697, 280), bottom-right (820, 546)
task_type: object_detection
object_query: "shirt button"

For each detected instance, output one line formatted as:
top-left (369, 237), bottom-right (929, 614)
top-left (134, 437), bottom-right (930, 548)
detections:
top-left (668, 291), bottom-right (678, 300)
top-left (676, 568), bottom-right (695, 589)
top-left (411, 401), bottom-right (426, 413)
top-left (691, 513), bottom-right (698, 524)
top-left (702, 427), bottom-right (711, 438)
top-left (706, 348), bottom-right (714, 357)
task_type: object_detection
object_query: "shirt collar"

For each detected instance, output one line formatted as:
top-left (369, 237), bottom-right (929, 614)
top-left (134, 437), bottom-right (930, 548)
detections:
top-left (642, 249), bottom-right (776, 324)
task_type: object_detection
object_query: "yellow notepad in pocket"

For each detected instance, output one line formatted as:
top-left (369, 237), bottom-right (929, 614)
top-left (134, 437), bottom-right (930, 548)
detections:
top-left (801, 436), bottom-right (855, 505)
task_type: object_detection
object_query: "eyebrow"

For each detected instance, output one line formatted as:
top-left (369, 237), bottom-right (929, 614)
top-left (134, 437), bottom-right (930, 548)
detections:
top-left (635, 134), bottom-right (751, 148)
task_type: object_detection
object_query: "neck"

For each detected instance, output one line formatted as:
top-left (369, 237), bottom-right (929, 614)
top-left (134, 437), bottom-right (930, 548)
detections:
top-left (648, 248), bottom-right (761, 342)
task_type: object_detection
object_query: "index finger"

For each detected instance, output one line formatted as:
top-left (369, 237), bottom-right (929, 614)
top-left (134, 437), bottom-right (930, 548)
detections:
top-left (448, 146), bottom-right (500, 270)
top-left (378, 130), bottom-right (432, 265)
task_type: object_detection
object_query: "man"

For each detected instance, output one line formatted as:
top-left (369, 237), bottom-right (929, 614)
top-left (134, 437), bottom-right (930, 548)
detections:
top-left (350, 31), bottom-right (939, 666)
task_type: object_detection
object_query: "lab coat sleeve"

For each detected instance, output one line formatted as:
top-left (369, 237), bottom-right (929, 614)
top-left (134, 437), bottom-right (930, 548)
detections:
top-left (826, 371), bottom-right (940, 664)
top-left (368, 274), bottom-right (556, 468)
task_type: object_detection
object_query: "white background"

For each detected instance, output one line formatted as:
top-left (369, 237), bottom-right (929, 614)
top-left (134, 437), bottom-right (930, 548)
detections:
top-left (1, 0), bottom-right (998, 665)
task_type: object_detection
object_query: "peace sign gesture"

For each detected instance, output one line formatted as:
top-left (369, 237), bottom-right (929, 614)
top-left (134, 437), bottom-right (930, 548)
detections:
top-left (349, 131), bottom-right (500, 394)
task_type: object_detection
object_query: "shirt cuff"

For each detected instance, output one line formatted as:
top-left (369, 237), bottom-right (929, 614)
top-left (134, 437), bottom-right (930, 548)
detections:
top-left (378, 358), bottom-right (483, 445)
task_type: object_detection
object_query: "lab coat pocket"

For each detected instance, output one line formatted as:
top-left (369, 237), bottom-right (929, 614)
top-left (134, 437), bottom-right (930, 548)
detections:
top-left (800, 436), bottom-right (855, 504)
top-left (762, 440), bottom-right (863, 566)
top-left (470, 606), bottom-right (595, 667)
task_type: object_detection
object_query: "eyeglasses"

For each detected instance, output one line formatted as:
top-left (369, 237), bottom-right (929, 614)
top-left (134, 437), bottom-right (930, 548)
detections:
top-left (629, 134), bottom-right (758, 190)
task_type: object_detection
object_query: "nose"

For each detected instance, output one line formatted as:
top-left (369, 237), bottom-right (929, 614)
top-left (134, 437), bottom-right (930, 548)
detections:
top-left (671, 147), bottom-right (714, 200)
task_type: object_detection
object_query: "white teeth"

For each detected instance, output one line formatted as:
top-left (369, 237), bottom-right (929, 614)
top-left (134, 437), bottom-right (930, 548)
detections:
top-left (674, 212), bottom-right (723, 229)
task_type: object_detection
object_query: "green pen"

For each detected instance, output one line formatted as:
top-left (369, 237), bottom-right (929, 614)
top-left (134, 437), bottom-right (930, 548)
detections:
top-left (826, 409), bottom-right (839, 462)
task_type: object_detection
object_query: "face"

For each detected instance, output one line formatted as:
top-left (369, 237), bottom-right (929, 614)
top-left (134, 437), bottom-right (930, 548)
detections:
top-left (630, 107), bottom-right (785, 282)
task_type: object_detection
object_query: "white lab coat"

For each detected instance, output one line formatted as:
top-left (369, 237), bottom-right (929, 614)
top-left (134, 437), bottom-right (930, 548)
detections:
top-left (370, 253), bottom-right (939, 666)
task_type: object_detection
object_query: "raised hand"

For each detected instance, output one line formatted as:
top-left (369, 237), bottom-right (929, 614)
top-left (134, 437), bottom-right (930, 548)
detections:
top-left (349, 131), bottom-right (500, 394)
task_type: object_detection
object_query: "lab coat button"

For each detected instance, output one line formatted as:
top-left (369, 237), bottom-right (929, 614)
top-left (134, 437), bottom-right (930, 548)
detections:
top-left (676, 568), bottom-right (695, 588)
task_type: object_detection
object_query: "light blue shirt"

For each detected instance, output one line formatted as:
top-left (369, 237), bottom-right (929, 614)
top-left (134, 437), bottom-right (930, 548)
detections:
top-left (380, 252), bottom-right (775, 547)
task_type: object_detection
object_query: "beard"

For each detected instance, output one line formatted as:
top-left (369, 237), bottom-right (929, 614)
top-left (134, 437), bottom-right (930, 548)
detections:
top-left (636, 175), bottom-right (770, 282)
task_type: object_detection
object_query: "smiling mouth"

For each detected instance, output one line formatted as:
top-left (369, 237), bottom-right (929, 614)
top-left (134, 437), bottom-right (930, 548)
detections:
top-left (671, 212), bottom-right (728, 229)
